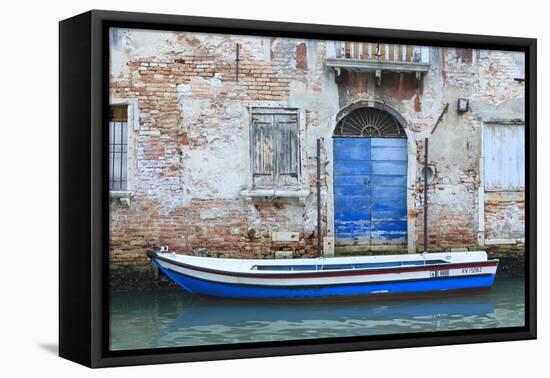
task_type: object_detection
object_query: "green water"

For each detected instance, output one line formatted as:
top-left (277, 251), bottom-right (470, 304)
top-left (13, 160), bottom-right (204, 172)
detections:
top-left (109, 277), bottom-right (525, 351)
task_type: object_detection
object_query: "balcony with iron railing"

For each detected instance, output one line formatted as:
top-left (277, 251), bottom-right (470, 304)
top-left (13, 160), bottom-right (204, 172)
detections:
top-left (326, 41), bottom-right (431, 77)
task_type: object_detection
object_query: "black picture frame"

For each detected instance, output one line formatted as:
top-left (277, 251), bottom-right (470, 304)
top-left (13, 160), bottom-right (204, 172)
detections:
top-left (59, 9), bottom-right (537, 368)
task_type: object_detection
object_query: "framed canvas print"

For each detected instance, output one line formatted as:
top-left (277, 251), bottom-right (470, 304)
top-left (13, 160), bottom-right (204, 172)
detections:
top-left (59, 10), bottom-right (536, 368)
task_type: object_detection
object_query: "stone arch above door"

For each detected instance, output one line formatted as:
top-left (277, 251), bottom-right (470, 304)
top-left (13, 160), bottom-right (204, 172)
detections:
top-left (334, 106), bottom-right (406, 138)
top-left (335, 101), bottom-right (409, 132)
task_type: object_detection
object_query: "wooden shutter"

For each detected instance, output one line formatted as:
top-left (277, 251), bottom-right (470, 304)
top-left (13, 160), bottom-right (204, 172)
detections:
top-left (275, 113), bottom-right (300, 187)
top-left (484, 124), bottom-right (525, 190)
top-left (251, 114), bottom-right (275, 187)
top-left (251, 109), bottom-right (300, 188)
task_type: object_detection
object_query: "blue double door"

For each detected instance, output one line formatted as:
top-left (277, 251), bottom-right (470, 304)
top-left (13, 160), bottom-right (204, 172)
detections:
top-left (334, 138), bottom-right (408, 248)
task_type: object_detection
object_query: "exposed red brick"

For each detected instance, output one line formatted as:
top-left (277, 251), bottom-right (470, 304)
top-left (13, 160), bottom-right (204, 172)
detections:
top-left (296, 43), bottom-right (307, 70)
top-left (414, 94), bottom-right (422, 112)
top-left (179, 133), bottom-right (189, 145)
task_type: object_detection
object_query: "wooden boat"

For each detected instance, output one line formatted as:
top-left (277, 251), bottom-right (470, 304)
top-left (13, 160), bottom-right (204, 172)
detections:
top-left (147, 250), bottom-right (498, 300)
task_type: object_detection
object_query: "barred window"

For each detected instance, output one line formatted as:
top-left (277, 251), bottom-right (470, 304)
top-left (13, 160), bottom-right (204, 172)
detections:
top-left (251, 108), bottom-right (300, 188)
top-left (109, 105), bottom-right (128, 191)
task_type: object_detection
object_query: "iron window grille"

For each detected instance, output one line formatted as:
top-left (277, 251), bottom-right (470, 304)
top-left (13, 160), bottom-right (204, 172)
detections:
top-left (334, 107), bottom-right (405, 138)
top-left (109, 105), bottom-right (128, 191)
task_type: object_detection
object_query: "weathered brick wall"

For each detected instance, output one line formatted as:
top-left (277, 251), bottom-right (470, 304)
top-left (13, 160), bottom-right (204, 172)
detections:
top-left (109, 28), bottom-right (525, 265)
top-left (110, 30), bottom-right (328, 264)
top-left (485, 192), bottom-right (525, 240)
top-left (427, 49), bottom-right (524, 252)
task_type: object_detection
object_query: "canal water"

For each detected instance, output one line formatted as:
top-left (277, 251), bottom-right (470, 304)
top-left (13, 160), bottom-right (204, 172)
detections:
top-left (109, 277), bottom-right (525, 351)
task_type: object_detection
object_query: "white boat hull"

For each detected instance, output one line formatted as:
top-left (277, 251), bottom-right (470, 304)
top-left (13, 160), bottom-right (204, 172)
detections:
top-left (147, 251), bottom-right (498, 300)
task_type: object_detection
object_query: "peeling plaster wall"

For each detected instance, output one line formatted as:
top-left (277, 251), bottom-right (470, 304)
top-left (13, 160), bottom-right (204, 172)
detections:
top-left (109, 28), bottom-right (525, 265)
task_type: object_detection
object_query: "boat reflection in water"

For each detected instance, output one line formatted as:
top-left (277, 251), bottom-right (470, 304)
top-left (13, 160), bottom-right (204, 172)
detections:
top-left (110, 277), bottom-right (524, 351)
top-left (152, 294), bottom-right (497, 348)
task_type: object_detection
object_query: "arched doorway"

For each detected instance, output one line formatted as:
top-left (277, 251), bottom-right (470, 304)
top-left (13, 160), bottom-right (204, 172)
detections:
top-left (332, 106), bottom-right (408, 252)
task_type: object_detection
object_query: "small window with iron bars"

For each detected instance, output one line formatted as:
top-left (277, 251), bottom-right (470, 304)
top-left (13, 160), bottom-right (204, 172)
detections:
top-left (109, 105), bottom-right (128, 191)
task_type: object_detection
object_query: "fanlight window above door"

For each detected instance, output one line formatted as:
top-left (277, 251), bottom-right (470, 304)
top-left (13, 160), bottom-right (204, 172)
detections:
top-left (334, 107), bottom-right (405, 138)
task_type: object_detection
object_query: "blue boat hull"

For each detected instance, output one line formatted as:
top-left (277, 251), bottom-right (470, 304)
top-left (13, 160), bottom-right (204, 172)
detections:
top-left (155, 261), bottom-right (496, 300)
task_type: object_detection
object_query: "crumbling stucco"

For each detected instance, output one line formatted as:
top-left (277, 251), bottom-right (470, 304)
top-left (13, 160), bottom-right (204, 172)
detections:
top-left (109, 28), bottom-right (525, 265)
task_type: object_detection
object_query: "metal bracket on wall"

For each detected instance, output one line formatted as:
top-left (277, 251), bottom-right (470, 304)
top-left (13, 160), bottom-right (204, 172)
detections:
top-left (235, 43), bottom-right (240, 82)
top-left (431, 103), bottom-right (449, 135)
